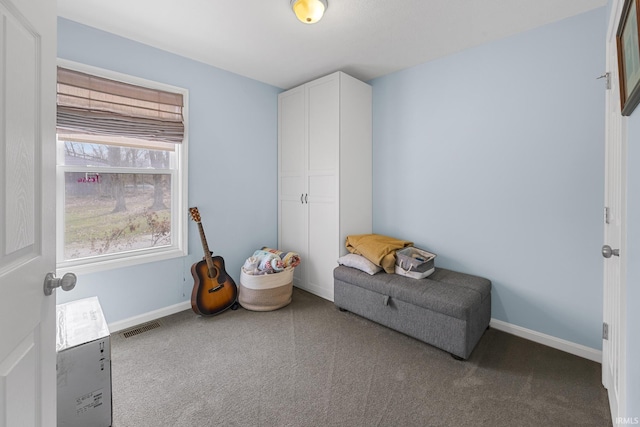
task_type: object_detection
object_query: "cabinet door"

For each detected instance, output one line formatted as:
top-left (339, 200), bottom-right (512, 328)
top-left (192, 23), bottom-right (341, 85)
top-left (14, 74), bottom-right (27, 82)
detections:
top-left (278, 87), bottom-right (307, 286)
top-left (305, 75), bottom-right (339, 300)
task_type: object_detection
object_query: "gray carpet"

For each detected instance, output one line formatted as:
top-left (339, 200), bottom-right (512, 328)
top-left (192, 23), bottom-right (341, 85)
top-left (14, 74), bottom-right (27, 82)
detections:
top-left (111, 288), bottom-right (611, 427)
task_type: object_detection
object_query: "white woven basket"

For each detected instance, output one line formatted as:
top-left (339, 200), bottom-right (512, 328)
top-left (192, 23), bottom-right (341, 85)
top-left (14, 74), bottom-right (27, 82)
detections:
top-left (238, 267), bottom-right (294, 311)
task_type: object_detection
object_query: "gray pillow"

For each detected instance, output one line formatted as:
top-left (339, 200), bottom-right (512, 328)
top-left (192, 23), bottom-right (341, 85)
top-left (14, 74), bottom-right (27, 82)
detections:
top-left (337, 254), bottom-right (382, 275)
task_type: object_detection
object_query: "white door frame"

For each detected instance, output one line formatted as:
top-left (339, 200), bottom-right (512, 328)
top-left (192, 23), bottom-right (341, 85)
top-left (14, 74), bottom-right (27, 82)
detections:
top-left (603, 1), bottom-right (628, 424)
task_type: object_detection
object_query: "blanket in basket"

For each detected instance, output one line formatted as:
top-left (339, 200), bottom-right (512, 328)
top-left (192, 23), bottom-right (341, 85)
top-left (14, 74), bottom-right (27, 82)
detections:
top-left (242, 247), bottom-right (301, 275)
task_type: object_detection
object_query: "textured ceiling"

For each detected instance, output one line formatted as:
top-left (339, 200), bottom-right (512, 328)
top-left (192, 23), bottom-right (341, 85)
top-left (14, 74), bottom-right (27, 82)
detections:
top-left (57, 0), bottom-right (607, 89)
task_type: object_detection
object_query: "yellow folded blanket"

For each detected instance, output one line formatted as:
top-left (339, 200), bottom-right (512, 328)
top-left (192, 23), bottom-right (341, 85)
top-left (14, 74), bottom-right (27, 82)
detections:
top-left (345, 234), bottom-right (413, 273)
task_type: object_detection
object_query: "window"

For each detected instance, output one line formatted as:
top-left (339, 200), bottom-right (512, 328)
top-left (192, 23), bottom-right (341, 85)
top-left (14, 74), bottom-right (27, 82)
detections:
top-left (56, 61), bottom-right (188, 274)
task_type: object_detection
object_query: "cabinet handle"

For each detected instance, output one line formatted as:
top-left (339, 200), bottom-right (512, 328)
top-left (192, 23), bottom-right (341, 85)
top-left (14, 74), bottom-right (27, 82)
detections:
top-left (305, 193), bottom-right (308, 204)
top-left (300, 193), bottom-right (304, 204)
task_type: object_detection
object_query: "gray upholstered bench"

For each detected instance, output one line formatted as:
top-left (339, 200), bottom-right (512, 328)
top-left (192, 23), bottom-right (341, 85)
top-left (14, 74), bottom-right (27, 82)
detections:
top-left (333, 266), bottom-right (491, 360)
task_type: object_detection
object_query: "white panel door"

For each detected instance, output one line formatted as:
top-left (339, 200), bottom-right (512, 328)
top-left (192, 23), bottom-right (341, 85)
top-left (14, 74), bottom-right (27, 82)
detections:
top-left (602, 1), bottom-right (627, 423)
top-left (0, 0), bottom-right (57, 425)
top-left (305, 75), bottom-right (339, 300)
top-left (278, 87), bottom-right (307, 287)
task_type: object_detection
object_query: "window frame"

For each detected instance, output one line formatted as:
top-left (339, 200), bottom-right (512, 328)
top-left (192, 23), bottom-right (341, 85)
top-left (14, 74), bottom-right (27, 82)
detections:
top-left (55, 59), bottom-right (189, 275)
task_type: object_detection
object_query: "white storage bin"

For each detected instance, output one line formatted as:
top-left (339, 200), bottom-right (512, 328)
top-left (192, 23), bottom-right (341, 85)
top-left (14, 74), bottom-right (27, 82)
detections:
top-left (395, 247), bottom-right (436, 279)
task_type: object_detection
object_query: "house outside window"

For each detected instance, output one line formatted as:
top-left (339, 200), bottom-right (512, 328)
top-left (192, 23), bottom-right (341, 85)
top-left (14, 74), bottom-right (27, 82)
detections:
top-left (56, 61), bottom-right (188, 274)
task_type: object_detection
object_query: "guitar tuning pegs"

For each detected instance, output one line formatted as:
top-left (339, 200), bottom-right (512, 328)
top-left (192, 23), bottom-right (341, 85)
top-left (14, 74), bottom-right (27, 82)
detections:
top-left (189, 207), bottom-right (201, 222)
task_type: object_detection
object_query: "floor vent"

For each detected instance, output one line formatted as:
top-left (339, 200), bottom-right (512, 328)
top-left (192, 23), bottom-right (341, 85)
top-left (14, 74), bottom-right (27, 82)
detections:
top-left (121, 321), bottom-right (161, 338)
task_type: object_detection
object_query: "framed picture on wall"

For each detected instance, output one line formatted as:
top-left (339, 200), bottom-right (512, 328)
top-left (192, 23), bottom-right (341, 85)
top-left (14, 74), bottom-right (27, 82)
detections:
top-left (617, 0), bottom-right (640, 116)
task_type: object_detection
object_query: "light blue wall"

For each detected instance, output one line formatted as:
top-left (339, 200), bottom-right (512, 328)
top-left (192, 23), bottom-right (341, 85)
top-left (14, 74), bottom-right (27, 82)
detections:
top-left (369, 8), bottom-right (606, 350)
top-left (56, 18), bottom-right (281, 323)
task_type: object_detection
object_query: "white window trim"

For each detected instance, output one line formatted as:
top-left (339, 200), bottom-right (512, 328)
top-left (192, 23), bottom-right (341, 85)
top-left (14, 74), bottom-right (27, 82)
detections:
top-left (55, 59), bottom-right (189, 276)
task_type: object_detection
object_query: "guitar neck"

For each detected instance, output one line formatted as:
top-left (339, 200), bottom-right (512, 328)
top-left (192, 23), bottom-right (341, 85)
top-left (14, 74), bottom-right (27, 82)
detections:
top-left (196, 222), bottom-right (215, 273)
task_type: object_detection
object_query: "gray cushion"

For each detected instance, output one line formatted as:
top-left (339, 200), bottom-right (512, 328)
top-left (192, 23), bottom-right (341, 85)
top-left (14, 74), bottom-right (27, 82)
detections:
top-left (333, 266), bottom-right (491, 321)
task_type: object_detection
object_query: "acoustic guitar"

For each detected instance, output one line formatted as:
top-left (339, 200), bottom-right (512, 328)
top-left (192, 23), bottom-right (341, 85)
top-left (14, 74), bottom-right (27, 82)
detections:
top-left (188, 207), bottom-right (238, 316)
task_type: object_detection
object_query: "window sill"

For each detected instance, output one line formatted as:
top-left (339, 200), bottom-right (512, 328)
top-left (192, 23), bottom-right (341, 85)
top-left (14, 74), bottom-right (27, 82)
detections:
top-left (56, 246), bottom-right (187, 276)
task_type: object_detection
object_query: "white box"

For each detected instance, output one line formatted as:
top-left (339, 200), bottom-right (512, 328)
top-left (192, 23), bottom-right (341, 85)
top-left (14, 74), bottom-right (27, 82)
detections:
top-left (56, 297), bottom-right (112, 427)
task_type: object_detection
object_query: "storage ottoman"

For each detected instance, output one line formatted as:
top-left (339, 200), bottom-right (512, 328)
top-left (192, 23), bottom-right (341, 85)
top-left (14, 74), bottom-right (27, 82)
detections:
top-left (239, 267), bottom-right (294, 311)
top-left (334, 266), bottom-right (491, 360)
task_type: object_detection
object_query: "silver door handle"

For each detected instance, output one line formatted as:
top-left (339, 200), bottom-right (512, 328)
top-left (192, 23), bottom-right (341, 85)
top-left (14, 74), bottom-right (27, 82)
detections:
top-left (602, 245), bottom-right (620, 258)
top-left (305, 193), bottom-right (308, 204)
top-left (43, 272), bottom-right (77, 296)
top-left (300, 193), bottom-right (304, 204)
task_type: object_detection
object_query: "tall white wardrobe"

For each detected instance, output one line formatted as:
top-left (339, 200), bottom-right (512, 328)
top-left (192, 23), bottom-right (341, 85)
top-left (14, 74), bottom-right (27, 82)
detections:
top-left (278, 71), bottom-right (372, 301)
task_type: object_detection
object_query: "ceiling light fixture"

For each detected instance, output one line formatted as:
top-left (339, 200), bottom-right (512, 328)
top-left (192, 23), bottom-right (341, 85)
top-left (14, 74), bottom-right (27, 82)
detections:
top-left (291, 0), bottom-right (328, 24)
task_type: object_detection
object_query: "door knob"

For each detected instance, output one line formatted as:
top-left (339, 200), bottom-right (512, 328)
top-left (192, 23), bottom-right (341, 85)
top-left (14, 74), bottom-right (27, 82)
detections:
top-left (602, 245), bottom-right (620, 258)
top-left (43, 272), bottom-right (77, 296)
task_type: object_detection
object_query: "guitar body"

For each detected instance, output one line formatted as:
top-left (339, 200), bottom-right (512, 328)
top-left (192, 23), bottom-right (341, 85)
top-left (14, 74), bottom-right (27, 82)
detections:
top-left (190, 254), bottom-right (238, 316)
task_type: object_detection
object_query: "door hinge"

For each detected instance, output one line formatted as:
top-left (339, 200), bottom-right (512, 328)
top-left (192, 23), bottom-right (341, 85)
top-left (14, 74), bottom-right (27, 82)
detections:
top-left (603, 322), bottom-right (609, 340)
top-left (597, 72), bottom-right (611, 90)
top-left (604, 206), bottom-right (610, 224)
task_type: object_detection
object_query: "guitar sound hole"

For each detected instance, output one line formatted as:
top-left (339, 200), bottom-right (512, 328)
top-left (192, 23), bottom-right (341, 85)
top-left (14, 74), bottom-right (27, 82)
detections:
top-left (208, 268), bottom-right (219, 279)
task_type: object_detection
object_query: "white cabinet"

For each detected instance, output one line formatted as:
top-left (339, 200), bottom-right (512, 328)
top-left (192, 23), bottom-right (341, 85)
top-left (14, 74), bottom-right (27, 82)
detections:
top-left (278, 72), bottom-right (372, 301)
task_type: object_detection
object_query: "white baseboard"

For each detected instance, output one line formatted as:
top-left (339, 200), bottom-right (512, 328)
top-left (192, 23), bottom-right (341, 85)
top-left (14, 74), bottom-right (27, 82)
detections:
top-left (490, 318), bottom-right (602, 363)
top-left (108, 301), bottom-right (191, 333)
